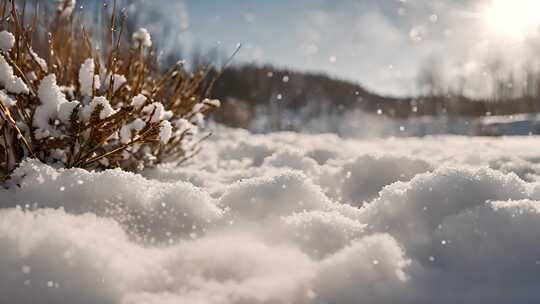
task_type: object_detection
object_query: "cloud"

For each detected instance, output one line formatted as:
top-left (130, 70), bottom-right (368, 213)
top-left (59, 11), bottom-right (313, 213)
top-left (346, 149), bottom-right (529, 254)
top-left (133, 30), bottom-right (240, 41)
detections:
top-left (143, 0), bottom-right (539, 97)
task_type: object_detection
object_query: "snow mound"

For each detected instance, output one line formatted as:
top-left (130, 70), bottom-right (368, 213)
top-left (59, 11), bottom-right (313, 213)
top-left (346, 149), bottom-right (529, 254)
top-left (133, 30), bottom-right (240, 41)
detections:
top-left (323, 155), bottom-right (432, 205)
top-left (4, 128), bottom-right (540, 303)
top-left (219, 171), bottom-right (333, 221)
top-left (2, 160), bottom-right (222, 242)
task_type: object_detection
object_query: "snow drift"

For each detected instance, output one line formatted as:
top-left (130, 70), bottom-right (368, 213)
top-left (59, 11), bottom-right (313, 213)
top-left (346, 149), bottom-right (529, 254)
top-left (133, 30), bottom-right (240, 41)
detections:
top-left (3, 127), bottom-right (540, 303)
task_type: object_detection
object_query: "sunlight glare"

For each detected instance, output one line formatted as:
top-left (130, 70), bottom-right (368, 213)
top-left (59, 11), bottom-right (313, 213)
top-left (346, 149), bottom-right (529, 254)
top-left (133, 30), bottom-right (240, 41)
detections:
top-left (483, 0), bottom-right (540, 40)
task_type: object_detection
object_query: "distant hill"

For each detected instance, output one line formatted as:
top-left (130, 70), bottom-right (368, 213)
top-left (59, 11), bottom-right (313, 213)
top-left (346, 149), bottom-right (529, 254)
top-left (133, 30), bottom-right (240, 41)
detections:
top-left (211, 64), bottom-right (540, 129)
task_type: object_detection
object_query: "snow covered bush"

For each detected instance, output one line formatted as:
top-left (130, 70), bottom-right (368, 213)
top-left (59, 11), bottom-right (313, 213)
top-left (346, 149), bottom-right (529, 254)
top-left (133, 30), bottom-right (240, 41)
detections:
top-left (0, 0), bottom-right (220, 179)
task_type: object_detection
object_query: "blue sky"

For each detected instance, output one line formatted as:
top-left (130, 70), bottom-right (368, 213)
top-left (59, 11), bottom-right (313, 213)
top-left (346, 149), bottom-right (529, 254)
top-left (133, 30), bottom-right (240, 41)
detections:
top-left (120, 0), bottom-right (537, 97)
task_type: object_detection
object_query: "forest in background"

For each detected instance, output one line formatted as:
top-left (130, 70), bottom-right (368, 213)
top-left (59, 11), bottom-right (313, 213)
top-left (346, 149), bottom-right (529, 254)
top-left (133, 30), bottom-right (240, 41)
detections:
top-left (210, 64), bottom-right (540, 131)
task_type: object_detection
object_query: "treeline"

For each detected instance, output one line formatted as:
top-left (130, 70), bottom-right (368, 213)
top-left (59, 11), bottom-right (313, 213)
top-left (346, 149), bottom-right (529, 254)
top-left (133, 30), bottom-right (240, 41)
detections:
top-left (210, 64), bottom-right (540, 129)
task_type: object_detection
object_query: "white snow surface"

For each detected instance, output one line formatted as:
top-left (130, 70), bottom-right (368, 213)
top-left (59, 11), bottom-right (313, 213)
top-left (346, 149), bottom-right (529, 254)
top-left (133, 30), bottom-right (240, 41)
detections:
top-left (3, 126), bottom-right (540, 303)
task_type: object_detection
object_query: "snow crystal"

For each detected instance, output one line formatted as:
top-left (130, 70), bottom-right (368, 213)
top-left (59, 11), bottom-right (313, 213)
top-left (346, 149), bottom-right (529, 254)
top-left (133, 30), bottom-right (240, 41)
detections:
top-left (132, 28), bottom-right (152, 48)
top-left (0, 54), bottom-right (29, 94)
top-left (0, 31), bottom-right (15, 52)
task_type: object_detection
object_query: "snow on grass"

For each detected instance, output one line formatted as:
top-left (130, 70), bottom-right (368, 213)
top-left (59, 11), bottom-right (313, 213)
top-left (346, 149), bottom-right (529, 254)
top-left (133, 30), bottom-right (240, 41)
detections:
top-left (55, 0), bottom-right (76, 18)
top-left (120, 118), bottom-right (146, 144)
top-left (78, 58), bottom-right (97, 97)
top-left (29, 48), bottom-right (48, 72)
top-left (0, 31), bottom-right (15, 52)
top-left (80, 96), bottom-right (116, 121)
top-left (131, 93), bottom-right (147, 109)
top-left (158, 120), bottom-right (172, 144)
top-left (34, 74), bottom-right (79, 139)
top-left (4, 127), bottom-right (540, 303)
top-left (103, 73), bottom-right (127, 93)
top-left (132, 28), bottom-right (152, 48)
top-left (0, 89), bottom-right (16, 106)
top-left (142, 102), bottom-right (172, 123)
top-left (0, 54), bottom-right (29, 95)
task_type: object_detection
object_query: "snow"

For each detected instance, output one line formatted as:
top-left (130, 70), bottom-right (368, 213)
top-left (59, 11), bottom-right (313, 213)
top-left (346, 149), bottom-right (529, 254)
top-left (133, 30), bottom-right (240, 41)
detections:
top-left (174, 118), bottom-right (196, 134)
top-left (0, 31), bottom-right (15, 52)
top-left (159, 120), bottom-right (172, 144)
top-left (119, 118), bottom-right (146, 144)
top-left (30, 49), bottom-right (47, 72)
top-left (78, 58), bottom-right (97, 97)
top-left (4, 127), bottom-right (540, 303)
top-left (0, 54), bottom-right (29, 94)
top-left (132, 28), bottom-right (152, 48)
top-left (141, 102), bottom-right (172, 123)
top-left (252, 108), bottom-right (539, 137)
top-left (131, 94), bottom-right (147, 108)
top-left (203, 98), bottom-right (221, 108)
top-left (80, 96), bottom-right (116, 122)
top-left (0, 89), bottom-right (16, 106)
top-left (103, 74), bottom-right (127, 93)
top-left (191, 112), bottom-right (205, 126)
top-left (34, 74), bottom-right (78, 139)
top-left (56, 0), bottom-right (76, 17)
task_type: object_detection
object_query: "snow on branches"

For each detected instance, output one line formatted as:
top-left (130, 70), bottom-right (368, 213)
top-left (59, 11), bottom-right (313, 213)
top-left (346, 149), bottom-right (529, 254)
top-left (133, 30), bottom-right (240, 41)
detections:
top-left (0, 1), bottom-right (220, 178)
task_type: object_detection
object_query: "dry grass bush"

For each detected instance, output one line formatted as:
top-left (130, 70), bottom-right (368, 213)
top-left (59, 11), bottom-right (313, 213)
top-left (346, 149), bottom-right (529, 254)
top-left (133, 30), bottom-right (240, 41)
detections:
top-left (0, 0), bottom-right (223, 180)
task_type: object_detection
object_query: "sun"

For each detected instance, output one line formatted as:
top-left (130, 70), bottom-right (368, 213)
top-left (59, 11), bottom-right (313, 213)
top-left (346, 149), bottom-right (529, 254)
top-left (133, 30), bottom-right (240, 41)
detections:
top-left (483, 0), bottom-right (540, 40)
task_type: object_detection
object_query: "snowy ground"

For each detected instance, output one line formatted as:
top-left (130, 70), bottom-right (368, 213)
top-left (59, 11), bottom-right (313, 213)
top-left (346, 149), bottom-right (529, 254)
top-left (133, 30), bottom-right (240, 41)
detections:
top-left (3, 126), bottom-right (540, 303)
